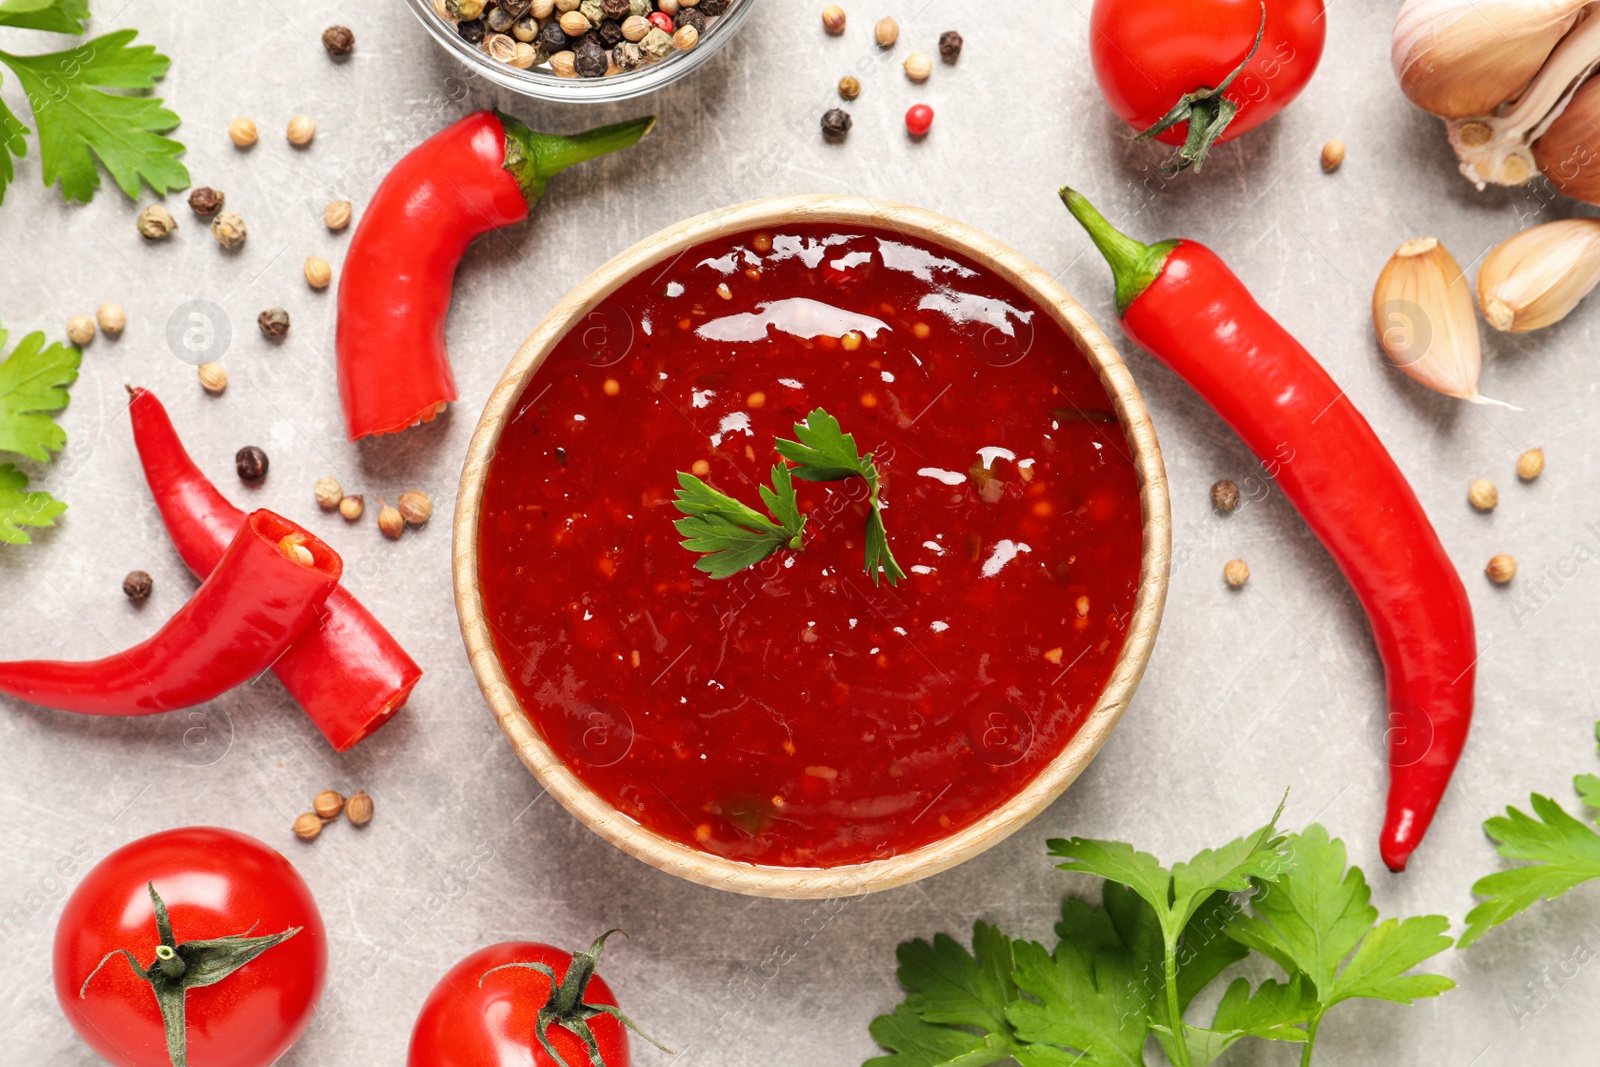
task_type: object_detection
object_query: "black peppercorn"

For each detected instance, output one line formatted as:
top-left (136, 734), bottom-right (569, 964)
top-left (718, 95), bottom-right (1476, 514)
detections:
top-left (821, 108), bottom-right (853, 142)
top-left (574, 36), bottom-right (607, 77)
top-left (598, 18), bottom-right (624, 48)
top-left (236, 446), bottom-right (269, 483)
top-left (257, 307), bottom-right (290, 339)
top-left (122, 570), bottom-right (153, 601)
top-left (187, 187), bottom-right (224, 216)
top-left (938, 30), bottom-right (963, 62)
top-left (537, 21), bottom-right (569, 53)
top-left (675, 7), bottom-right (708, 34)
top-left (458, 18), bottom-right (486, 44)
top-left (322, 25), bottom-right (355, 56)
top-left (601, 0), bottom-right (631, 17)
top-left (699, 0), bottom-right (728, 14)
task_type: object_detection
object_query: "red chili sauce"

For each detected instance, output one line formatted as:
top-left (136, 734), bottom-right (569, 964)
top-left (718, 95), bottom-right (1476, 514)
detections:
top-left (478, 223), bottom-right (1144, 868)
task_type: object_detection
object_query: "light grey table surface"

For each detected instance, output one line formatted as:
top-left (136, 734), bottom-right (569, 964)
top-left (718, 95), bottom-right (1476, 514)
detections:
top-left (2, 1), bottom-right (1597, 1064)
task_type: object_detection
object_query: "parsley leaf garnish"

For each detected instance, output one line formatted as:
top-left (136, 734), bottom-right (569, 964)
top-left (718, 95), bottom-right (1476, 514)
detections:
top-left (0, 461), bottom-right (64, 543)
top-left (1460, 791), bottom-right (1600, 949)
top-left (0, 0), bottom-right (90, 34)
top-left (0, 28), bottom-right (188, 205)
top-left (0, 320), bottom-right (81, 460)
top-left (775, 407), bottom-right (904, 585)
top-left (672, 463), bottom-right (805, 579)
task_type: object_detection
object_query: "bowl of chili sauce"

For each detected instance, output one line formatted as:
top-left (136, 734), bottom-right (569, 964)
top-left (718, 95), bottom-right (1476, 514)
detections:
top-left (455, 196), bottom-right (1171, 898)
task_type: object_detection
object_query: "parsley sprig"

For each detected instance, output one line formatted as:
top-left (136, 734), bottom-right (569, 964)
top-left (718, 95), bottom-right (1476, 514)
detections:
top-left (0, 2), bottom-right (189, 205)
top-left (673, 407), bottom-right (903, 584)
top-left (775, 407), bottom-right (904, 586)
top-left (0, 318), bottom-right (79, 544)
top-left (673, 463), bottom-right (805, 580)
top-left (866, 818), bottom-right (1453, 1067)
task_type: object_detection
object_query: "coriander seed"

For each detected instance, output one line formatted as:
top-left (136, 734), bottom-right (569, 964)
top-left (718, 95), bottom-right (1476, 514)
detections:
top-left (236, 446), bottom-right (269, 483)
top-left (315, 477), bottom-right (343, 510)
top-left (874, 16), bottom-right (898, 47)
top-left (938, 30), bottom-right (963, 61)
top-left (210, 211), bottom-right (247, 250)
top-left (188, 186), bottom-right (224, 216)
top-left (304, 256), bottom-right (333, 289)
top-left (287, 115), bottom-right (317, 147)
top-left (398, 490), bottom-right (433, 526)
top-left (324, 199), bottom-right (353, 231)
top-left (1223, 558), bottom-right (1250, 588)
top-left (96, 303), bottom-right (126, 336)
top-left (198, 362), bottom-right (228, 395)
top-left (322, 25), bottom-right (355, 55)
top-left (672, 23), bottom-right (698, 49)
top-left (1517, 447), bottom-right (1545, 480)
top-left (293, 812), bottom-right (323, 841)
top-left (622, 14), bottom-right (651, 40)
top-left (339, 494), bottom-right (364, 521)
top-left (510, 40), bottom-right (538, 67)
top-left (1210, 479), bottom-right (1240, 512)
top-left (1485, 553), bottom-right (1517, 584)
top-left (838, 75), bottom-right (860, 100)
top-left (550, 50), bottom-right (578, 77)
top-left (122, 570), bottom-right (153, 601)
top-left (258, 307), bottom-right (290, 339)
top-left (228, 117), bottom-right (258, 147)
top-left (821, 4), bottom-right (845, 33)
top-left (486, 32), bottom-right (518, 63)
top-left (314, 789), bottom-right (346, 820)
top-left (345, 790), bottom-right (374, 826)
top-left (559, 9), bottom-right (591, 34)
top-left (903, 51), bottom-right (932, 82)
top-left (136, 205), bottom-right (177, 240)
top-left (1321, 139), bottom-right (1346, 173)
top-left (66, 315), bottom-right (95, 346)
top-left (821, 108), bottom-right (853, 141)
top-left (1467, 478), bottom-right (1498, 511)
top-left (378, 500), bottom-right (405, 539)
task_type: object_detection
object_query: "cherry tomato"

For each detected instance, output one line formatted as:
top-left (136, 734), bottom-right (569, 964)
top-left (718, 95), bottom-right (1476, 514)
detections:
top-left (409, 934), bottom-right (664, 1067)
top-left (1089, 0), bottom-right (1325, 150)
top-left (53, 827), bottom-right (326, 1067)
top-left (905, 104), bottom-right (935, 137)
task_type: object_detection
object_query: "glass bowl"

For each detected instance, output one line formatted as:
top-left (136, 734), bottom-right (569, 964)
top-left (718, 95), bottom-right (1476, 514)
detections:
top-left (403, 0), bottom-right (757, 104)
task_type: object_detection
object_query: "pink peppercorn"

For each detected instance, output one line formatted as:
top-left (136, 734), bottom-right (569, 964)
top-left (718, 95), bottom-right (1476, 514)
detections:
top-left (905, 103), bottom-right (934, 136)
top-left (648, 11), bottom-right (674, 32)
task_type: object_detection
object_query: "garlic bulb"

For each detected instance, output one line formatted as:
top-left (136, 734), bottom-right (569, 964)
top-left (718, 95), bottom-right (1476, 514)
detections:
top-left (1372, 237), bottom-right (1510, 406)
top-left (1392, 0), bottom-right (1588, 119)
top-left (1533, 75), bottom-right (1600, 203)
top-left (1478, 218), bottom-right (1600, 332)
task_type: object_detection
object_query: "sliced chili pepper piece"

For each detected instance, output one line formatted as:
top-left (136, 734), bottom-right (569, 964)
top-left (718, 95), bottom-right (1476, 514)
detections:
top-left (334, 110), bottom-right (656, 441)
top-left (126, 387), bottom-right (421, 750)
top-left (0, 510), bottom-right (339, 715)
top-left (1061, 187), bottom-right (1478, 872)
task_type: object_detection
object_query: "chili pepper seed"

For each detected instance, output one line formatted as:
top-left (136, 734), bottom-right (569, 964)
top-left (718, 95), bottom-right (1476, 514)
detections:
top-left (122, 570), bottom-right (153, 601)
top-left (236, 446), bottom-right (269, 483)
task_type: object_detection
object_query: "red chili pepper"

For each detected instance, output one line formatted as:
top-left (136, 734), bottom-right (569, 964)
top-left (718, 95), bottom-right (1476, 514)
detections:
top-left (127, 387), bottom-right (421, 750)
top-left (1061, 188), bottom-right (1477, 872)
top-left (0, 511), bottom-right (339, 714)
top-left (335, 110), bottom-right (655, 441)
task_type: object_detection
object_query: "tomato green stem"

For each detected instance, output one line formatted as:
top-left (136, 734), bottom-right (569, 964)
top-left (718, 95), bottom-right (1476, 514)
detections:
top-left (1058, 188), bottom-right (1178, 317)
top-left (499, 113), bottom-right (657, 209)
top-left (154, 944), bottom-right (186, 979)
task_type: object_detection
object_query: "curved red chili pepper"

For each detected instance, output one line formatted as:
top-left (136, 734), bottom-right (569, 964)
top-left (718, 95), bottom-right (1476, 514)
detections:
top-left (0, 510), bottom-right (339, 714)
top-left (335, 109), bottom-right (656, 441)
top-left (126, 386), bottom-right (421, 750)
top-left (1062, 188), bottom-right (1477, 872)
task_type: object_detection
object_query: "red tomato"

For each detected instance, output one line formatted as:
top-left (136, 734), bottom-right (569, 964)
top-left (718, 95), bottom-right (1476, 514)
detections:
top-left (53, 827), bottom-right (326, 1067)
top-left (1089, 0), bottom-right (1325, 149)
top-left (409, 939), bottom-right (642, 1067)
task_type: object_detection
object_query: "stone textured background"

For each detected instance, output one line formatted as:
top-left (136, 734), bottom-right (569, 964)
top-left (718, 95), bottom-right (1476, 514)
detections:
top-left (2, 1), bottom-right (1597, 1063)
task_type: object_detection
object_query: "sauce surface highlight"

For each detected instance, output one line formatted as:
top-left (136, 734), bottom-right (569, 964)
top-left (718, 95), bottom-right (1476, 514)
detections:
top-left (478, 223), bottom-right (1144, 867)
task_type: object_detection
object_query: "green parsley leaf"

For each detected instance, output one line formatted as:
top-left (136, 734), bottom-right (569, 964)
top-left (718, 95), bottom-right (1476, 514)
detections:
top-left (0, 0), bottom-right (89, 34)
top-left (0, 461), bottom-right (65, 543)
top-left (866, 1004), bottom-right (1016, 1067)
top-left (1575, 772), bottom-right (1600, 814)
top-left (865, 922), bottom-right (1025, 1067)
top-left (1460, 792), bottom-right (1600, 949)
top-left (672, 464), bottom-right (804, 579)
top-left (0, 85), bottom-right (25, 197)
top-left (1009, 932), bottom-right (1149, 1067)
top-left (0, 29), bottom-right (188, 205)
top-left (1154, 975), bottom-right (1313, 1067)
top-left (0, 321), bottom-right (81, 461)
top-left (775, 407), bottom-right (905, 585)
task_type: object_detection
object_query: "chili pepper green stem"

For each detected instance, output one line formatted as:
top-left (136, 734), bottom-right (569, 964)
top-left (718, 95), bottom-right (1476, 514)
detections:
top-left (499, 113), bottom-right (657, 209)
top-left (1059, 188), bottom-right (1178, 318)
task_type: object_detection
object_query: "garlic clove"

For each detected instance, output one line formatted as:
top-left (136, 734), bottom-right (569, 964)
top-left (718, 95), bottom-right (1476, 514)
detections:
top-left (1392, 0), bottom-right (1588, 119)
top-left (1373, 237), bottom-right (1513, 406)
top-left (1534, 75), bottom-right (1600, 204)
top-left (1478, 218), bottom-right (1600, 332)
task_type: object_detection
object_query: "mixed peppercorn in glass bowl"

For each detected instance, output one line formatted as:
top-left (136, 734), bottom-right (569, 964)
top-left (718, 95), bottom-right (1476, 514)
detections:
top-left (407, 0), bottom-right (751, 103)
